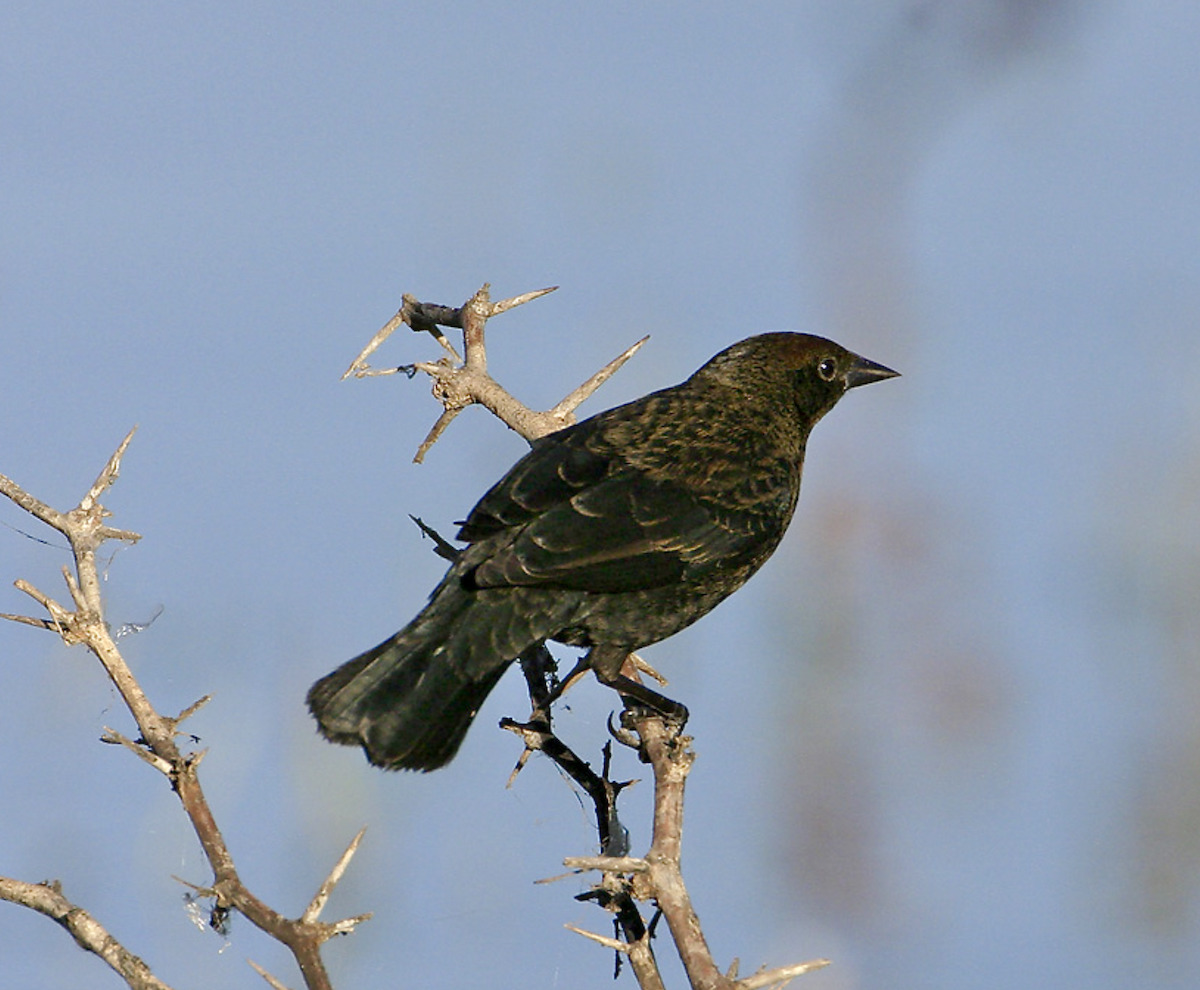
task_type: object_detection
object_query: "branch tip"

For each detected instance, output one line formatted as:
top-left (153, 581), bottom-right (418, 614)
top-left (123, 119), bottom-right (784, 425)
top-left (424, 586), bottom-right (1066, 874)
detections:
top-left (0, 611), bottom-right (56, 631)
top-left (302, 825), bottom-right (368, 924)
top-left (489, 285), bottom-right (558, 316)
top-left (563, 855), bottom-right (649, 874)
top-left (82, 426), bottom-right (138, 511)
top-left (565, 923), bottom-right (630, 953)
top-left (101, 728), bottom-right (174, 775)
top-left (175, 695), bottom-right (212, 724)
top-left (247, 958), bottom-right (292, 990)
top-left (549, 335), bottom-right (650, 421)
top-left (735, 958), bottom-right (832, 990)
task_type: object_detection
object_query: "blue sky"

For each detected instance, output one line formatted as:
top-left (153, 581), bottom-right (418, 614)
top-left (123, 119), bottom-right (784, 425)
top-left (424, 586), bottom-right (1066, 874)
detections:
top-left (4, 3), bottom-right (1200, 988)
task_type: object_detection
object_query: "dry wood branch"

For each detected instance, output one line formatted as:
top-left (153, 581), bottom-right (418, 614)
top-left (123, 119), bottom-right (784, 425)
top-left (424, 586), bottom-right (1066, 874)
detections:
top-left (2, 435), bottom-right (369, 990)
top-left (554, 709), bottom-right (828, 990)
top-left (342, 283), bottom-right (646, 461)
top-left (0, 878), bottom-right (176, 990)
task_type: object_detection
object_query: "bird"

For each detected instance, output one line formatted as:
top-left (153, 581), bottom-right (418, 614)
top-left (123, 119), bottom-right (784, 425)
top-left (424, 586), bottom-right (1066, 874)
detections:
top-left (307, 332), bottom-right (898, 771)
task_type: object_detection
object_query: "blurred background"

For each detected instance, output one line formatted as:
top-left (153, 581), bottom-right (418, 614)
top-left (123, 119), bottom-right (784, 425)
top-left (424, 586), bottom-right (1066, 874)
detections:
top-left (4, 2), bottom-right (1199, 988)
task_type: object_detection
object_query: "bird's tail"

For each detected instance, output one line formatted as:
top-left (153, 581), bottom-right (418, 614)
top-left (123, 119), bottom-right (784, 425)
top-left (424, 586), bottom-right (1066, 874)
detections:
top-left (306, 594), bottom-right (511, 771)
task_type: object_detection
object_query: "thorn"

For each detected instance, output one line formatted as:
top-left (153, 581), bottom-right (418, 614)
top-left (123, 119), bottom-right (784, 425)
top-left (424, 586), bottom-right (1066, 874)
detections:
top-left (735, 958), bottom-right (833, 990)
top-left (408, 515), bottom-right (460, 561)
top-left (101, 728), bottom-right (174, 775)
top-left (176, 695), bottom-right (213, 723)
top-left (326, 911), bottom-right (373, 938)
top-left (303, 826), bottom-right (368, 923)
top-left (550, 335), bottom-right (648, 420)
top-left (565, 923), bottom-right (630, 953)
top-left (82, 426), bottom-right (138, 511)
top-left (0, 611), bottom-right (56, 631)
top-left (247, 958), bottom-right (292, 990)
top-left (562, 855), bottom-right (649, 874)
top-left (341, 307), bottom-right (408, 380)
top-left (489, 285), bottom-right (558, 316)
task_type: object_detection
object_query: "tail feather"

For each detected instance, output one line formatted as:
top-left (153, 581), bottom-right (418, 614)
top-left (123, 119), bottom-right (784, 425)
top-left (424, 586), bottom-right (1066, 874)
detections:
top-left (307, 631), bottom-right (512, 771)
top-left (309, 572), bottom-right (579, 771)
top-left (307, 583), bottom-right (518, 770)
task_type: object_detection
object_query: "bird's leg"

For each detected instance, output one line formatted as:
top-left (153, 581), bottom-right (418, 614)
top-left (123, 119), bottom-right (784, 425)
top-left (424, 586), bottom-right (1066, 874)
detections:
top-left (505, 645), bottom-right (594, 783)
top-left (587, 647), bottom-right (689, 725)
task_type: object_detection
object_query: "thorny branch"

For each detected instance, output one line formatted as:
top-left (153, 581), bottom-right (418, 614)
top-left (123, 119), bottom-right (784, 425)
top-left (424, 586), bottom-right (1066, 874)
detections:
top-left (539, 704), bottom-right (830, 990)
top-left (342, 283), bottom-right (648, 461)
top-left (0, 878), bottom-right (175, 990)
top-left (1, 435), bottom-right (369, 990)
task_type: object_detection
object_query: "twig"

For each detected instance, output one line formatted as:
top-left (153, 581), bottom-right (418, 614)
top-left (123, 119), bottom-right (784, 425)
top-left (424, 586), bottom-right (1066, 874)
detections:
top-left (565, 923), bottom-right (629, 952)
top-left (248, 959), bottom-right (294, 990)
top-left (100, 727), bottom-right (175, 775)
top-left (554, 708), bottom-right (828, 990)
top-left (342, 283), bottom-right (646, 460)
top-left (302, 826), bottom-right (368, 924)
top-left (563, 856), bottom-right (649, 874)
top-left (0, 878), bottom-right (176, 990)
top-left (736, 959), bottom-right (832, 990)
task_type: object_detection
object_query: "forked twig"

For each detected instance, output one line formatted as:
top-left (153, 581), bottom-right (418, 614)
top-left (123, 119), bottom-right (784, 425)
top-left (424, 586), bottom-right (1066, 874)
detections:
top-left (342, 283), bottom-right (647, 461)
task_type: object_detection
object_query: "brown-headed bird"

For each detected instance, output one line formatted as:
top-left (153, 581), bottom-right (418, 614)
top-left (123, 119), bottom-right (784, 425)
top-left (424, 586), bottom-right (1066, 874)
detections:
top-left (307, 333), bottom-right (897, 770)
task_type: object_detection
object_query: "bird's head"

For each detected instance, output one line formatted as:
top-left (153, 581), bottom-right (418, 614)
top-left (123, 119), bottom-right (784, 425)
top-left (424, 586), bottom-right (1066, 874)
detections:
top-left (694, 331), bottom-right (899, 430)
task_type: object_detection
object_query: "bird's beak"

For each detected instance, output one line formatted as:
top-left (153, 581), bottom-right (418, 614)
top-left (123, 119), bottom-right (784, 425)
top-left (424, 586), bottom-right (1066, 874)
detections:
top-left (846, 355), bottom-right (900, 389)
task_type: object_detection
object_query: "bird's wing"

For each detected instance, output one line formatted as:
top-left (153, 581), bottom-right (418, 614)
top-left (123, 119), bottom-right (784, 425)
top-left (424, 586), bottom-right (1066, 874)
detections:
top-left (456, 433), bottom-right (612, 541)
top-left (460, 439), bottom-right (792, 594)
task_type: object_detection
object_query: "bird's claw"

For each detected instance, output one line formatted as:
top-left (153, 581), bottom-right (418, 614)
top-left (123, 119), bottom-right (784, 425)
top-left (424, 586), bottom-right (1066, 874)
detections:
top-left (606, 710), bottom-right (643, 750)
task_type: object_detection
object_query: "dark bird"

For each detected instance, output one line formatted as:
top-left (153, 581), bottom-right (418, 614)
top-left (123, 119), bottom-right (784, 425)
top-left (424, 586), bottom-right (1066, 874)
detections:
top-left (307, 333), bottom-right (897, 771)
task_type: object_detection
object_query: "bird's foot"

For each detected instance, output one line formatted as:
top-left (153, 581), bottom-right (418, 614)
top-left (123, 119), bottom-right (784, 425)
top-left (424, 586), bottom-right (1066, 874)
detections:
top-left (609, 696), bottom-right (690, 763)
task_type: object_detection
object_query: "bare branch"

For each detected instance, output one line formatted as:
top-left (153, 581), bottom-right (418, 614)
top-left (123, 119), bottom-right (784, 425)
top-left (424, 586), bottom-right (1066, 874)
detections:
top-left (0, 877), bottom-right (176, 990)
top-left (413, 406), bottom-right (465, 464)
top-left (0, 470), bottom-right (67, 531)
top-left (8, 284), bottom-right (829, 990)
top-left (563, 856), bottom-right (649, 874)
top-left (408, 515), bottom-right (459, 562)
top-left (342, 284), bottom-right (644, 460)
top-left (0, 610), bottom-right (56, 631)
top-left (174, 694), bottom-right (213, 724)
top-left (12, 578), bottom-right (75, 640)
top-left (549, 707), bottom-right (830, 990)
top-left (628, 650), bottom-right (670, 687)
top-left (4, 430), bottom-right (369, 990)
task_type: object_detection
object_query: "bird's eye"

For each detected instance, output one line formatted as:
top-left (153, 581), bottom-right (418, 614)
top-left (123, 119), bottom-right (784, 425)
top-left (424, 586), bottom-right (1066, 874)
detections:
top-left (817, 357), bottom-right (838, 381)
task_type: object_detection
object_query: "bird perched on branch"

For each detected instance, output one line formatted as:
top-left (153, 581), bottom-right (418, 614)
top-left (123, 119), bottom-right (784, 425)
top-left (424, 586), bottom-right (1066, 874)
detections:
top-left (308, 333), bottom-right (897, 771)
